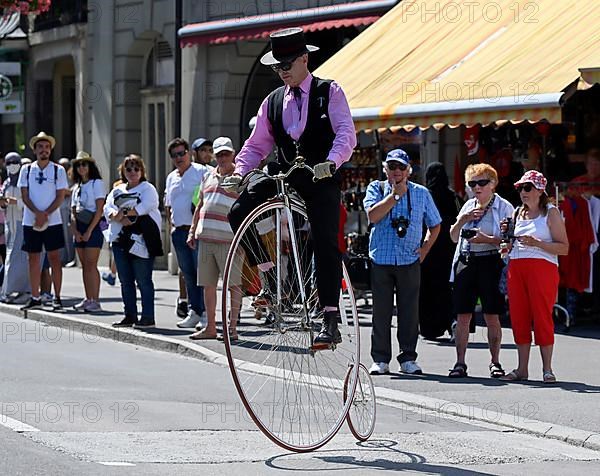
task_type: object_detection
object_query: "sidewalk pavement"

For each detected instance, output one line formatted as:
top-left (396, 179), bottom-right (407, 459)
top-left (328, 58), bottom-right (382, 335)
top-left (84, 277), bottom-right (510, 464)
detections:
top-left (2, 265), bottom-right (600, 450)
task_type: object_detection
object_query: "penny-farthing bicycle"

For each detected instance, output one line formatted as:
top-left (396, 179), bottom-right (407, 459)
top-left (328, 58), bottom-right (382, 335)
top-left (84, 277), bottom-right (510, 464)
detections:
top-left (220, 157), bottom-right (375, 452)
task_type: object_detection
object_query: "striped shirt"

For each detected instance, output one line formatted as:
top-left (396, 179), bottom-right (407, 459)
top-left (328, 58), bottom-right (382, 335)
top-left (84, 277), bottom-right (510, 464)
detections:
top-left (193, 169), bottom-right (239, 244)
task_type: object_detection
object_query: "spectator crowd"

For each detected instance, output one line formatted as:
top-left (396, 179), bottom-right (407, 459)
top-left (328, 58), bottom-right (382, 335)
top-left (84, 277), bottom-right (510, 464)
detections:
top-left (6, 129), bottom-right (597, 384)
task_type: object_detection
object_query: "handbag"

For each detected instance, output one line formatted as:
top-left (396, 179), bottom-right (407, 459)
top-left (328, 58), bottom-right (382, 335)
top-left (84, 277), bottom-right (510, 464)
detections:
top-left (76, 209), bottom-right (95, 225)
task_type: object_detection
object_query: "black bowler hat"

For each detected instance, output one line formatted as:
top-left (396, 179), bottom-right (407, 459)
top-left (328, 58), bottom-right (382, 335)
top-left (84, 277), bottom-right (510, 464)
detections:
top-left (260, 27), bottom-right (319, 66)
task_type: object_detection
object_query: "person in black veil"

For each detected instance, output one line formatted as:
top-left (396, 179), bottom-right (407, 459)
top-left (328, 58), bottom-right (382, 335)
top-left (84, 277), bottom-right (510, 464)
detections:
top-left (419, 162), bottom-right (463, 339)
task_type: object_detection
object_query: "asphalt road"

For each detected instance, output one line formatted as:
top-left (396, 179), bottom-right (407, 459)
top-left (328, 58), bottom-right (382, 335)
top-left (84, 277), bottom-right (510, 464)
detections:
top-left (1, 312), bottom-right (600, 475)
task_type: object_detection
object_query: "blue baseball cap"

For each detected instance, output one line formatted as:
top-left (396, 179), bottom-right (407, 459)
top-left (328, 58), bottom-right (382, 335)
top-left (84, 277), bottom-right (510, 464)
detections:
top-left (385, 148), bottom-right (410, 166)
top-left (191, 137), bottom-right (212, 150)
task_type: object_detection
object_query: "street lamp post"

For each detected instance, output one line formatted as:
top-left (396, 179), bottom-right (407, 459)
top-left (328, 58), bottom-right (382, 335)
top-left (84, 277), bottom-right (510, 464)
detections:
top-left (174, 0), bottom-right (182, 137)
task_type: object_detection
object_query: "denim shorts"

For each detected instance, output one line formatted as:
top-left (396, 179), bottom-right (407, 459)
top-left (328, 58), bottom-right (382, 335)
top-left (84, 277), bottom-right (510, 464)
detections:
top-left (74, 220), bottom-right (104, 249)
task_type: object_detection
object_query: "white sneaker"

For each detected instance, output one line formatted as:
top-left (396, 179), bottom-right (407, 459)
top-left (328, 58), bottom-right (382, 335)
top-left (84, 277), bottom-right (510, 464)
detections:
top-left (84, 300), bottom-right (102, 312)
top-left (177, 310), bottom-right (203, 328)
top-left (400, 360), bottom-right (423, 375)
top-left (73, 299), bottom-right (89, 311)
top-left (369, 362), bottom-right (390, 375)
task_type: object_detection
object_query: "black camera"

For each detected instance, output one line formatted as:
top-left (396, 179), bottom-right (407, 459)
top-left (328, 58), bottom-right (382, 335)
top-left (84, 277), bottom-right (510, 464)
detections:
top-left (391, 217), bottom-right (410, 238)
top-left (460, 228), bottom-right (477, 240)
top-left (501, 217), bottom-right (515, 239)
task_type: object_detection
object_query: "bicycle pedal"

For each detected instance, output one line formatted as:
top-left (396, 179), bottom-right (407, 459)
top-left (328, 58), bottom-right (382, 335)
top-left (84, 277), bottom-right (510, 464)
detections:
top-left (310, 342), bottom-right (336, 352)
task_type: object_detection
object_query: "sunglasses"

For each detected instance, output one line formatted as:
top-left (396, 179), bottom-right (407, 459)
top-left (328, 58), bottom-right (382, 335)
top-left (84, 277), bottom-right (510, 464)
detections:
top-left (76, 162), bottom-right (89, 168)
top-left (387, 162), bottom-right (408, 171)
top-left (170, 150), bottom-right (187, 159)
top-left (468, 179), bottom-right (491, 188)
top-left (125, 166), bottom-right (140, 173)
top-left (270, 57), bottom-right (298, 73)
top-left (516, 183), bottom-right (535, 193)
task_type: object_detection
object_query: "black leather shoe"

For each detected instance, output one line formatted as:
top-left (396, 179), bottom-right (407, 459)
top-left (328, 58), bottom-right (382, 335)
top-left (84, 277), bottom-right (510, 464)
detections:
top-left (313, 311), bottom-right (342, 347)
top-left (134, 318), bottom-right (156, 329)
top-left (112, 316), bottom-right (138, 327)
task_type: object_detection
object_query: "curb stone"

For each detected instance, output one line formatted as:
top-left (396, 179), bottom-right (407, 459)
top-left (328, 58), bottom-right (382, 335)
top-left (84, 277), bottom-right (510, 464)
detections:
top-left (0, 302), bottom-right (225, 365)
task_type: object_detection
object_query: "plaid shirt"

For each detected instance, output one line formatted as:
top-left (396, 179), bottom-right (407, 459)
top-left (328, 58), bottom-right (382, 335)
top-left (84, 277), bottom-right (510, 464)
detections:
top-left (364, 180), bottom-right (441, 266)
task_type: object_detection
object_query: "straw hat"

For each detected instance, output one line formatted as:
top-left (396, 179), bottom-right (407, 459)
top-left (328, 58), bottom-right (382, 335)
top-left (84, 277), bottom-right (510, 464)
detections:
top-left (29, 131), bottom-right (56, 150)
top-left (71, 150), bottom-right (96, 165)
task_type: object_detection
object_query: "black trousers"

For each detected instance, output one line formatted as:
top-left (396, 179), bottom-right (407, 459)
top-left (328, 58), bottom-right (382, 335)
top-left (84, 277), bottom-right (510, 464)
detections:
top-left (228, 171), bottom-right (341, 307)
top-left (370, 261), bottom-right (421, 364)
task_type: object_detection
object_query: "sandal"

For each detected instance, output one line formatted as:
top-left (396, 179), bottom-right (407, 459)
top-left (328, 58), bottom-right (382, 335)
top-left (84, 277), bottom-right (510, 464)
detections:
top-left (217, 330), bottom-right (238, 342)
top-left (543, 370), bottom-right (557, 384)
top-left (500, 369), bottom-right (528, 381)
top-left (448, 362), bottom-right (468, 378)
top-left (189, 329), bottom-right (218, 340)
top-left (489, 362), bottom-right (505, 378)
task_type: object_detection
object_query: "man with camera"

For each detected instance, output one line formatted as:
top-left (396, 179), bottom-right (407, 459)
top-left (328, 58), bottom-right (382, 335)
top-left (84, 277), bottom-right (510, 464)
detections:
top-left (364, 149), bottom-right (441, 375)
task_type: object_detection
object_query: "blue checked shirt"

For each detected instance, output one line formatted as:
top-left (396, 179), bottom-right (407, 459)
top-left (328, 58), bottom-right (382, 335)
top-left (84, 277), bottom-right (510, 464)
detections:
top-left (363, 180), bottom-right (442, 266)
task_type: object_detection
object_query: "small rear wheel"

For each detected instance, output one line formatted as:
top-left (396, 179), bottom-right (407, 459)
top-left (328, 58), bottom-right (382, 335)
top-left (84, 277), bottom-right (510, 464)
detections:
top-left (344, 363), bottom-right (376, 441)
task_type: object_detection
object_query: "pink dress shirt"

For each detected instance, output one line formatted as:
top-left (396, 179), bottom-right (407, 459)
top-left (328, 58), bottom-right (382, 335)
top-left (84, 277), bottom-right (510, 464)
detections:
top-left (235, 73), bottom-right (357, 176)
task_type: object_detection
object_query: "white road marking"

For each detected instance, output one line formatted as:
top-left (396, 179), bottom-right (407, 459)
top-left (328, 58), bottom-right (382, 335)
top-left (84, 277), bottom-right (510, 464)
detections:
top-left (98, 462), bottom-right (136, 466)
top-left (0, 413), bottom-right (40, 433)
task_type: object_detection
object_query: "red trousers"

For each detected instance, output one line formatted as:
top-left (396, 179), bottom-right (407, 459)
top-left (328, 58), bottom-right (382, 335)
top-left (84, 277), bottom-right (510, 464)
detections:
top-left (507, 258), bottom-right (558, 346)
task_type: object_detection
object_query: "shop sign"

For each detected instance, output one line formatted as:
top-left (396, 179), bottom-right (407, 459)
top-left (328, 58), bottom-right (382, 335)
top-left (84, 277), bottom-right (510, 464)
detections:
top-left (0, 74), bottom-right (13, 100)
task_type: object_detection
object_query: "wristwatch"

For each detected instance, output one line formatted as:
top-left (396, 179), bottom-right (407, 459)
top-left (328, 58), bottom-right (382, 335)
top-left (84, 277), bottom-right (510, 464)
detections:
top-left (393, 194), bottom-right (400, 201)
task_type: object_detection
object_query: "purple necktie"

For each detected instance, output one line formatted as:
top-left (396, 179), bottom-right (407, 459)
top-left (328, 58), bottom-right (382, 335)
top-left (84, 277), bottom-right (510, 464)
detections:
top-left (291, 87), bottom-right (302, 112)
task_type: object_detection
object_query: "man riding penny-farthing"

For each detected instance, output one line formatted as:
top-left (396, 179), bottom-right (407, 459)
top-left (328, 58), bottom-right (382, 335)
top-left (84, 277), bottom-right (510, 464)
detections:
top-left (220, 28), bottom-right (374, 451)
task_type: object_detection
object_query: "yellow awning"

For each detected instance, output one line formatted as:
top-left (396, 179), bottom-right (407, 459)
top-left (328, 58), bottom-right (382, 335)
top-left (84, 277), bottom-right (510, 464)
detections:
top-left (315, 0), bottom-right (600, 130)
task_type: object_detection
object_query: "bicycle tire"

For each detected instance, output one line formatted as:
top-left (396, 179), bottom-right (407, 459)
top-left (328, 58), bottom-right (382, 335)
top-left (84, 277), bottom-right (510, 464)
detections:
top-left (221, 198), bottom-right (360, 452)
top-left (343, 363), bottom-right (376, 441)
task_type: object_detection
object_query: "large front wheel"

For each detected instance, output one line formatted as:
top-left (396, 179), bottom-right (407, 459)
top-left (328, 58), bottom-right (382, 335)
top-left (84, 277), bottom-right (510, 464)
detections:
top-left (221, 199), bottom-right (360, 452)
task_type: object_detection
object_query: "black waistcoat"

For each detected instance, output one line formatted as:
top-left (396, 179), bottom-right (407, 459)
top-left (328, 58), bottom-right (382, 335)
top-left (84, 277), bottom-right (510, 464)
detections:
top-left (266, 76), bottom-right (335, 169)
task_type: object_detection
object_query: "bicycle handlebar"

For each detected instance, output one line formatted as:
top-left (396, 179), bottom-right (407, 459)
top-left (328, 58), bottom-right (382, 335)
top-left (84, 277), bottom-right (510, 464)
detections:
top-left (282, 156), bottom-right (315, 180)
top-left (241, 156), bottom-right (316, 189)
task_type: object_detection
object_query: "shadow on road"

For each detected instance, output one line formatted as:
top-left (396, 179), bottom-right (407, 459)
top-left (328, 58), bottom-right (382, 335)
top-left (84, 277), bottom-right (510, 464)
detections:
top-left (265, 439), bottom-right (495, 474)
top-left (387, 372), bottom-right (600, 393)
